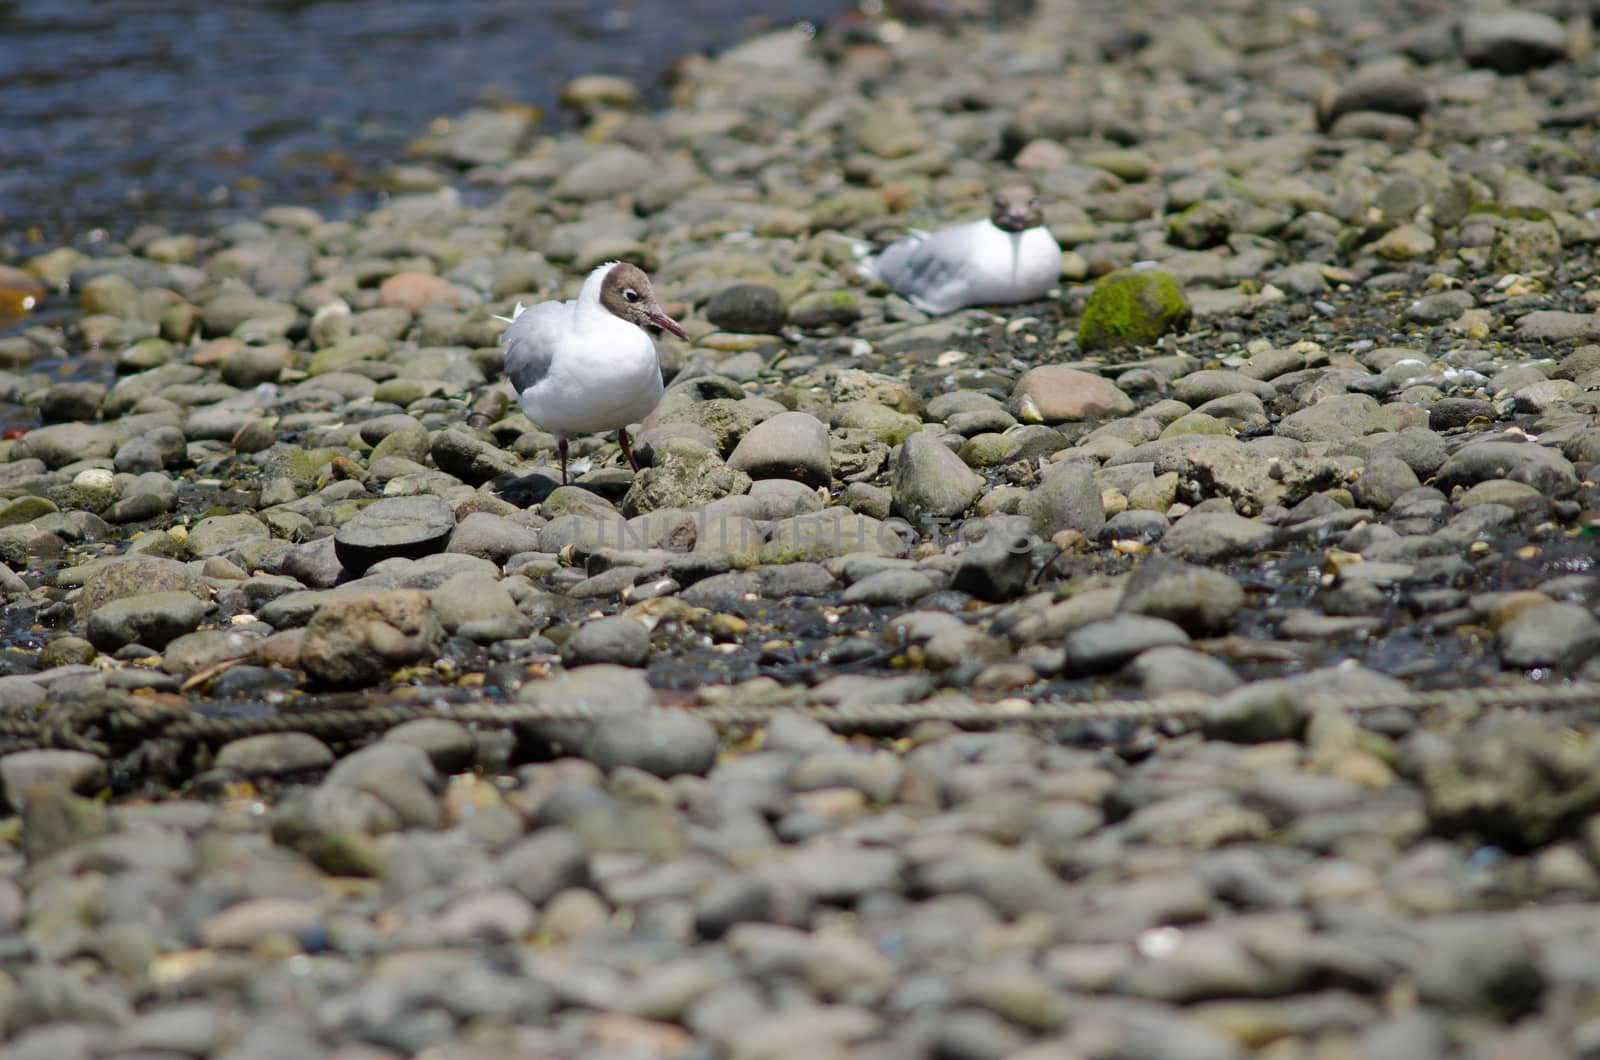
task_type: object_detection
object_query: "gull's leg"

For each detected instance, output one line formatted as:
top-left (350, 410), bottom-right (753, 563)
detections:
top-left (618, 428), bottom-right (639, 472)
top-left (558, 437), bottom-right (569, 485)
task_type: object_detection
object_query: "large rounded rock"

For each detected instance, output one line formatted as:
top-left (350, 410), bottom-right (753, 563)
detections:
top-left (0, 750), bottom-right (107, 812)
top-left (892, 432), bottom-right (983, 521)
top-left (1077, 268), bottom-right (1191, 351)
top-left (186, 514), bottom-right (272, 558)
top-left (299, 589), bottom-right (444, 686)
top-left (1498, 603), bottom-right (1600, 670)
top-left (1277, 394), bottom-right (1385, 443)
top-left (216, 733), bottom-right (335, 776)
top-left (787, 289), bottom-right (862, 332)
top-left (567, 616), bottom-right (651, 667)
top-left (1010, 366), bottom-right (1134, 424)
top-left (1315, 62), bottom-right (1431, 131)
top-left (705, 284), bottom-right (787, 335)
top-left (1461, 11), bottom-right (1568, 74)
top-left (1119, 558), bottom-right (1245, 636)
top-left (76, 557), bottom-right (210, 621)
top-left (428, 573), bottom-right (532, 643)
top-left (584, 712), bottom-right (719, 778)
top-left (334, 497), bottom-right (457, 576)
top-left (1435, 441), bottom-right (1578, 495)
top-left (1063, 614), bottom-right (1191, 674)
top-left (87, 591), bottom-right (211, 651)
top-left (1021, 463), bottom-right (1105, 539)
top-left (727, 412), bottom-right (832, 488)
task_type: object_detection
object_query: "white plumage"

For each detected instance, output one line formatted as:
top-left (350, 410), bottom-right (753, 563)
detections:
top-left (499, 261), bottom-right (686, 484)
top-left (860, 185), bottom-right (1062, 315)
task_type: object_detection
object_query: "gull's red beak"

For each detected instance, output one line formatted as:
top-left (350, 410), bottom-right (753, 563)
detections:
top-left (650, 312), bottom-right (689, 341)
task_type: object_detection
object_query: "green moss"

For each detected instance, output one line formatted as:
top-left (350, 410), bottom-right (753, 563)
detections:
top-left (0, 495), bottom-right (59, 528)
top-left (1077, 268), bottom-right (1192, 351)
top-left (786, 288), bottom-right (863, 331)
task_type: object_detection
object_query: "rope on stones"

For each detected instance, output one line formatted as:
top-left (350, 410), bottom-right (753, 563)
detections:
top-left (3, 680), bottom-right (1598, 758)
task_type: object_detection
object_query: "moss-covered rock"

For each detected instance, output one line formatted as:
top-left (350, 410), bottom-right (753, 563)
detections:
top-left (787, 289), bottom-right (863, 332)
top-left (1077, 268), bottom-right (1191, 351)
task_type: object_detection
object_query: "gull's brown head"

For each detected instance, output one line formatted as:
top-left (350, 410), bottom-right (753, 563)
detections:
top-left (599, 262), bottom-right (688, 340)
top-left (990, 184), bottom-right (1043, 233)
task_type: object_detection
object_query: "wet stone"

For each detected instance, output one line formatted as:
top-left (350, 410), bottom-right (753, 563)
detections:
top-left (334, 496), bottom-right (457, 576)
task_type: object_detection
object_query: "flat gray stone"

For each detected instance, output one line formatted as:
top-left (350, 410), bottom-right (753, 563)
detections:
top-left (335, 497), bottom-right (457, 576)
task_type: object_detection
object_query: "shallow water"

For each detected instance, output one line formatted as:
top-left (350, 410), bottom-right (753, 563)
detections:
top-left (0, 0), bottom-right (850, 248)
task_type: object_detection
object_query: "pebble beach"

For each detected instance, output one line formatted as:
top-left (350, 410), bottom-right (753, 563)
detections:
top-left (3, 0), bottom-right (1600, 1057)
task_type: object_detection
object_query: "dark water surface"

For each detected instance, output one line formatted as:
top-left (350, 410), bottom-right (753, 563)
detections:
top-left (0, 0), bottom-right (850, 248)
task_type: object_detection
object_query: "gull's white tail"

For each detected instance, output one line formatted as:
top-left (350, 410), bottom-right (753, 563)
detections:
top-left (492, 302), bottom-right (528, 326)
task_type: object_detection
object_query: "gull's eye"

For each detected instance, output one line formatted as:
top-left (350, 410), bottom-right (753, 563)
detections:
top-left (624, 289), bottom-right (641, 303)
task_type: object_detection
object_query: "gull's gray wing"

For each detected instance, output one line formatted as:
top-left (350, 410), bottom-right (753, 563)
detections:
top-left (875, 228), bottom-right (971, 311)
top-left (500, 300), bottom-right (567, 394)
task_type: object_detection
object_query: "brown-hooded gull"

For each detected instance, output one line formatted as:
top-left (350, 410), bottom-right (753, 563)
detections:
top-left (861, 184), bottom-right (1061, 315)
top-left (497, 261), bottom-right (688, 485)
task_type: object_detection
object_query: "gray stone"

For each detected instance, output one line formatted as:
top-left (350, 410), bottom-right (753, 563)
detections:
top-left (1159, 512), bottom-right (1277, 562)
top-left (567, 615), bottom-right (652, 667)
top-left (1123, 646), bottom-right (1242, 696)
top-left (1277, 393), bottom-right (1385, 442)
top-left (160, 628), bottom-right (256, 676)
top-left (86, 590), bottom-right (210, 651)
top-left (550, 144), bottom-right (653, 201)
top-left (950, 525), bottom-right (1033, 602)
top-left (446, 512), bottom-right (542, 563)
top-left (0, 750), bottom-right (107, 811)
top-left (727, 411), bottom-right (832, 488)
top-left (1062, 614), bottom-right (1190, 674)
top-left (113, 426), bottom-right (186, 473)
top-left (584, 711), bottom-right (719, 778)
top-left (1316, 61), bottom-right (1431, 130)
top-left (186, 513), bottom-right (271, 558)
top-left (75, 556), bottom-right (209, 621)
top-left (1021, 463), bottom-right (1104, 539)
top-left (1498, 603), bottom-right (1600, 669)
top-left (430, 429), bottom-right (519, 485)
top-left (1352, 456), bottom-right (1421, 512)
top-left (334, 497), bottom-right (457, 576)
top-left (1435, 441), bottom-right (1577, 495)
top-left (1461, 11), bottom-right (1569, 74)
top-left (215, 733), bottom-right (334, 775)
top-left (13, 422), bottom-right (114, 468)
top-left (299, 588), bottom-right (444, 686)
top-left (893, 432), bottom-right (983, 521)
top-left (705, 284), bottom-right (787, 334)
top-left (1118, 557), bottom-right (1244, 636)
top-left (383, 717), bottom-right (477, 774)
top-left (428, 573), bottom-right (531, 643)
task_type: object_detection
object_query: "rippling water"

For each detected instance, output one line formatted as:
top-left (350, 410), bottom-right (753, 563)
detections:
top-left (0, 0), bottom-right (849, 248)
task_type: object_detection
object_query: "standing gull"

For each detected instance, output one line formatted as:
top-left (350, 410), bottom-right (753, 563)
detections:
top-left (498, 261), bottom-right (688, 485)
top-left (860, 184), bottom-right (1061, 315)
